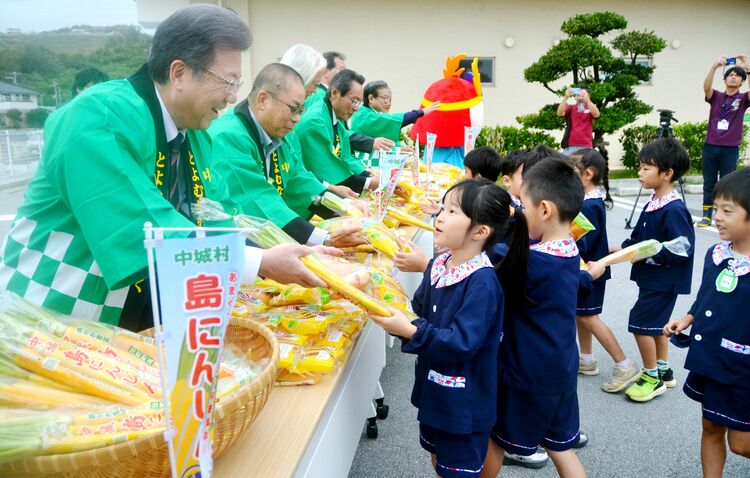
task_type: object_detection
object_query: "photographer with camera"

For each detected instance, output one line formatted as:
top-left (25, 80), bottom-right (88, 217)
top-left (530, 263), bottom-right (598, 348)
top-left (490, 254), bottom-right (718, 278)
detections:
top-left (697, 55), bottom-right (750, 227)
top-left (558, 86), bottom-right (600, 156)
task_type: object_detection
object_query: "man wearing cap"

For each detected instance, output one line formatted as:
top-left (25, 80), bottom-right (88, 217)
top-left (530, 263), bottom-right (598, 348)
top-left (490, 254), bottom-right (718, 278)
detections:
top-left (698, 55), bottom-right (750, 227)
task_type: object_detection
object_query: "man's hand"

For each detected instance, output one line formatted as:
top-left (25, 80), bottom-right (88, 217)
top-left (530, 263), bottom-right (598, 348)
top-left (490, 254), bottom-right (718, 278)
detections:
top-left (664, 314), bottom-right (695, 337)
top-left (422, 101), bottom-right (441, 116)
top-left (259, 244), bottom-right (326, 288)
top-left (421, 201), bottom-right (441, 215)
top-left (329, 223), bottom-right (365, 248)
top-left (367, 174), bottom-right (381, 190)
top-left (328, 184), bottom-right (358, 199)
top-left (393, 243), bottom-right (430, 273)
top-left (372, 137), bottom-right (395, 151)
top-left (369, 307), bottom-right (417, 339)
top-left (586, 260), bottom-right (606, 281)
top-left (737, 54), bottom-right (749, 71)
top-left (713, 56), bottom-right (727, 69)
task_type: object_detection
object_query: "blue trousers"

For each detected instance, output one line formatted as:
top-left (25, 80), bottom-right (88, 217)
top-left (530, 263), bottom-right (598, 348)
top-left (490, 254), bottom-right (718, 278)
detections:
top-left (702, 144), bottom-right (739, 207)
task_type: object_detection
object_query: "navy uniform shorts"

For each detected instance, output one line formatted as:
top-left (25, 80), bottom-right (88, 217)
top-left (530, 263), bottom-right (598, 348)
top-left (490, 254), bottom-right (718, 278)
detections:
top-left (577, 282), bottom-right (606, 316)
top-left (419, 423), bottom-right (490, 478)
top-left (628, 288), bottom-right (678, 336)
top-left (684, 371), bottom-right (750, 432)
top-left (491, 386), bottom-right (581, 455)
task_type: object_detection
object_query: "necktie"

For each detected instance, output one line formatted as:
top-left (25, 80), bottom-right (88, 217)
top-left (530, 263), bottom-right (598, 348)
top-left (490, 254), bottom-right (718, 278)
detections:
top-left (168, 133), bottom-right (183, 208)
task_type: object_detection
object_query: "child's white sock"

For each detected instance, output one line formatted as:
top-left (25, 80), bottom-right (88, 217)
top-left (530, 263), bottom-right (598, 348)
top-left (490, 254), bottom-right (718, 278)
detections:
top-left (656, 360), bottom-right (669, 371)
top-left (644, 368), bottom-right (658, 378)
top-left (615, 359), bottom-right (631, 370)
top-left (579, 353), bottom-right (594, 363)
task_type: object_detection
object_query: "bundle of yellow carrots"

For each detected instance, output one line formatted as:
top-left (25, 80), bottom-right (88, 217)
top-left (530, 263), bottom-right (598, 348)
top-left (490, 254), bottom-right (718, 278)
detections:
top-left (0, 292), bottom-right (259, 463)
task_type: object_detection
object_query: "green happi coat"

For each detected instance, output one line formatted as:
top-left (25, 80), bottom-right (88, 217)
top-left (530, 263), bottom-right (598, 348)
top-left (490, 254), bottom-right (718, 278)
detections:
top-left (296, 97), bottom-right (368, 192)
top-left (350, 105), bottom-right (405, 167)
top-left (209, 101), bottom-right (327, 244)
top-left (0, 65), bottom-right (236, 324)
top-left (303, 84), bottom-right (326, 110)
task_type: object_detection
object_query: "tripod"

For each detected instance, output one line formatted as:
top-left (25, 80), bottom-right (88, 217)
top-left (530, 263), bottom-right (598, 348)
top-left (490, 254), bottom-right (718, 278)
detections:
top-left (624, 110), bottom-right (686, 229)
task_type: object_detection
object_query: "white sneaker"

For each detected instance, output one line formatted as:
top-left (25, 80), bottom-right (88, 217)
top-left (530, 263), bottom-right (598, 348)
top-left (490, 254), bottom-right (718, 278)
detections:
top-left (578, 358), bottom-right (599, 376)
top-left (503, 449), bottom-right (549, 469)
top-left (601, 362), bottom-right (640, 393)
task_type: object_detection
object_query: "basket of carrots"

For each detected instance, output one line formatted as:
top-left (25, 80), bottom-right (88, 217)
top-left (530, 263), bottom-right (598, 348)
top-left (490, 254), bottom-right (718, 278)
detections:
top-left (0, 293), bottom-right (278, 478)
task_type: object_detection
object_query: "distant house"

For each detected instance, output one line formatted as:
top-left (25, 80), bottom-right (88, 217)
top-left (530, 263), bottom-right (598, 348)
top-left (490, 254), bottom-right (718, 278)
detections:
top-left (0, 81), bottom-right (41, 113)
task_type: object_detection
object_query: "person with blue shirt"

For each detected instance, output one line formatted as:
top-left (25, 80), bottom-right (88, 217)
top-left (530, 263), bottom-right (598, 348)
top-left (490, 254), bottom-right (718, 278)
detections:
top-left (482, 156), bottom-right (606, 478)
top-left (571, 148), bottom-right (640, 392)
top-left (370, 178), bottom-right (530, 478)
top-left (616, 137), bottom-right (695, 402)
top-left (664, 167), bottom-right (750, 477)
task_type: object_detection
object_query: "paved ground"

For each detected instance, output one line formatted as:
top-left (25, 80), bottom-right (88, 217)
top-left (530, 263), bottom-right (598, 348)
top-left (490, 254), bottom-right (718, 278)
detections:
top-left (350, 193), bottom-right (750, 478)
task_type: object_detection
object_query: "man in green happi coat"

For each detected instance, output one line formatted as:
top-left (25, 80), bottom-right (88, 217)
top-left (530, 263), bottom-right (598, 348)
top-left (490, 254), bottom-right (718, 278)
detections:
top-left (296, 69), bottom-right (386, 193)
top-left (0, 5), bottom-right (329, 330)
top-left (209, 63), bottom-right (364, 247)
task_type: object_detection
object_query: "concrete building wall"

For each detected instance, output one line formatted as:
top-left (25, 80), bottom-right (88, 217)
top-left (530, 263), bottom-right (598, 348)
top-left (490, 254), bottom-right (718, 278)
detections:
top-left (136, 0), bottom-right (750, 165)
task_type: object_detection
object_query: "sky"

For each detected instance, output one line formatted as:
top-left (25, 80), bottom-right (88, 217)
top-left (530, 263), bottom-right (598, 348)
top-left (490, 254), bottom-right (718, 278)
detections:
top-left (0, 0), bottom-right (140, 33)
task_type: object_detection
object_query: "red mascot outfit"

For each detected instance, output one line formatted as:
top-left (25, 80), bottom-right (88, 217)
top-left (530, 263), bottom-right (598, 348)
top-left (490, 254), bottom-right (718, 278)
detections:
top-left (411, 54), bottom-right (485, 168)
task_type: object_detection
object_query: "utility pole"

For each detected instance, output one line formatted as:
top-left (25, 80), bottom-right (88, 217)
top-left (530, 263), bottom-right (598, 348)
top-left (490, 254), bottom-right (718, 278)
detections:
top-left (5, 71), bottom-right (18, 85)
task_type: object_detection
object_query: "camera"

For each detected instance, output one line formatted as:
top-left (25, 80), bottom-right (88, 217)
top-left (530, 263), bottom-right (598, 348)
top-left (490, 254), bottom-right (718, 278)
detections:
top-left (657, 109), bottom-right (678, 138)
top-left (726, 57), bottom-right (737, 65)
top-left (571, 87), bottom-right (582, 95)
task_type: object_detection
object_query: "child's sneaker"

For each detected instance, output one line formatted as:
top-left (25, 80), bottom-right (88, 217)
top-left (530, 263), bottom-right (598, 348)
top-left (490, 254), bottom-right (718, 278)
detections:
top-left (503, 449), bottom-right (549, 469)
top-left (696, 216), bottom-right (713, 228)
top-left (601, 362), bottom-right (640, 393)
top-left (573, 432), bottom-right (588, 449)
top-left (625, 372), bottom-right (666, 402)
top-left (578, 358), bottom-right (599, 376)
top-left (659, 368), bottom-right (677, 388)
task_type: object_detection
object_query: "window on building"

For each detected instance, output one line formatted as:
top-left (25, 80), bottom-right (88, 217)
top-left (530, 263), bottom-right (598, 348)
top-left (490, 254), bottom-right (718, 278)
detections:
top-left (458, 57), bottom-right (495, 86)
top-left (21, 94), bottom-right (30, 102)
top-left (1, 94), bottom-right (11, 102)
top-left (633, 57), bottom-right (654, 86)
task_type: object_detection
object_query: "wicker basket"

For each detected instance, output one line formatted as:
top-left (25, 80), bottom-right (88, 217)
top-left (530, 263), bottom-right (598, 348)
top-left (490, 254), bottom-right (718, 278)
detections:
top-left (0, 318), bottom-right (278, 478)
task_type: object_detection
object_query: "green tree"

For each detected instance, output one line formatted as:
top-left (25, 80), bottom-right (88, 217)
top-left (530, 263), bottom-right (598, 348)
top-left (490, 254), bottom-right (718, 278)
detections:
top-left (25, 108), bottom-right (51, 128)
top-left (517, 11), bottom-right (667, 146)
top-left (6, 109), bottom-right (23, 128)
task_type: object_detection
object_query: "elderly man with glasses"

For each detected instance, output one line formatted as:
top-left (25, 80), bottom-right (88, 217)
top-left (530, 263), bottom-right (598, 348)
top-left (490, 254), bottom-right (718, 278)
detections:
top-left (0, 5), bottom-right (330, 332)
top-left (208, 63), bottom-right (364, 248)
top-left (296, 69), bottom-right (382, 193)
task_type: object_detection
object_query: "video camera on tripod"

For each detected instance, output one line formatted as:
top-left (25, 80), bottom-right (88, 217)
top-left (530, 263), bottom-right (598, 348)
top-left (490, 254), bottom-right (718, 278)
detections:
top-left (657, 109), bottom-right (678, 138)
top-left (624, 109), bottom-right (687, 229)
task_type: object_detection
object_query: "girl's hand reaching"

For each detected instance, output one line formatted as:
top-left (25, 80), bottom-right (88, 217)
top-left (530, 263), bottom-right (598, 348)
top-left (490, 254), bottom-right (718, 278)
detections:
top-left (369, 307), bottom-right (417, 339)
top-left (663, 314), bottom-right (694, 337)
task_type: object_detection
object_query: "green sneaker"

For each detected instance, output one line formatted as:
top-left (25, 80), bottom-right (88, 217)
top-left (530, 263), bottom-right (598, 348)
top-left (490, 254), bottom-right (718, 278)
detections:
top-left (578, 358), bottom-right (599, 376)
top-left (601, 362), bottom-right (640, 393)
top-left (696, 216), bottom-right (712, 228)
top-left (625, 372), bottom-right (666, 402)
top-left (659, 368), bottom-right (677, 388)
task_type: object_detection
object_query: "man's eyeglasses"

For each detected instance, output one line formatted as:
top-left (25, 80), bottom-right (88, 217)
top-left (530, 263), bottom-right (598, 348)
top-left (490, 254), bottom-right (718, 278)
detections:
top-left (346, 95), bottom-right (363, 109)
top-left (376, 95), bottom-right (392, 102)
top-left (201, 68), bottom-right (243, 93)
top-left (271, 94), bottom-right (305, 117)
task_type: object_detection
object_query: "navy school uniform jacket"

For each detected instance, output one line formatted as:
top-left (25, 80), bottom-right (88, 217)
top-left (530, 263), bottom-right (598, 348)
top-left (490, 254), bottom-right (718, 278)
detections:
top-left (684, 242), bottom-right (750, 385)
top-left (577, 195), bottom-right (612, 284)
top-left (403, 253), bottom-right (504, 435)
top-left (501, 240), bottom-right (588, 395)
top-left (622, 192), bottom-right (695, 294)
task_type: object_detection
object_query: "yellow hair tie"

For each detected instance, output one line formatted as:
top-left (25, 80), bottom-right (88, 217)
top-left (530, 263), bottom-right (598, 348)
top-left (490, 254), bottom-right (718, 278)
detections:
top-left (509, 205), bottom-right (515, 217)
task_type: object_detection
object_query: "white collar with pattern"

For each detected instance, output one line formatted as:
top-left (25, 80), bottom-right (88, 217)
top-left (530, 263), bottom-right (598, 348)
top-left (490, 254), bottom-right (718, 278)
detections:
top-left (430, 251), bottom-right (493, 289)
top-left (645, 190), bottom-right (682, 212)
top-left (712, 241), bottom-right (750, 277)
top-left (584, 187), bottom-right (606, 201)
top-left (530, 237), bottom-right (579, 258)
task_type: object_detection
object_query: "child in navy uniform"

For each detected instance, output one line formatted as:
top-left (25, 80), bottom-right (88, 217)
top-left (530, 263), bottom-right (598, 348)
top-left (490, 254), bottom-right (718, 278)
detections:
top-left (664, 167), bottom-right (750, 476)
top-left (482, 157), bottom-right (605, 478)
top-left (371, 178), bottom-right (530, 478)
top-left (499, 149), bottom-right (527, 208)
top-left (571, 148), bottom-right (639, 392)
top-left (619, 138), bottom-right (695, 402)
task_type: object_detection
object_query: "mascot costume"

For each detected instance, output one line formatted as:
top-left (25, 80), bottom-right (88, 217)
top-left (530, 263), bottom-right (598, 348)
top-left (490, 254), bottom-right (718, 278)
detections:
top-left (410, 54), bottom-right (484, 168)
